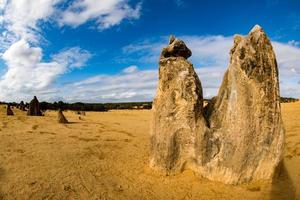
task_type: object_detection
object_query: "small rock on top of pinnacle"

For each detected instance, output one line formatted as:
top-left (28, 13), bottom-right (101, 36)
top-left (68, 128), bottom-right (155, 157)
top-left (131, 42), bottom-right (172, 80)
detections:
top-left (160, 35), bottom-right (192, 59)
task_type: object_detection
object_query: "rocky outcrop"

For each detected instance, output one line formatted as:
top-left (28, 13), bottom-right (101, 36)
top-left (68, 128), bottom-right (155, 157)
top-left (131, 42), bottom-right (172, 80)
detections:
top-left (27, 96), bottom-right (42, 116)
top-left (58, 109), bottom-right (68, 124)
top-left (150, 25), bottom-right (285, 185)
top-left (200, 25), bottom-right (285, 184)
top-left (150, 36), bottom-right (208, 174)
top-left (6, 104), bottom-right (14, 116)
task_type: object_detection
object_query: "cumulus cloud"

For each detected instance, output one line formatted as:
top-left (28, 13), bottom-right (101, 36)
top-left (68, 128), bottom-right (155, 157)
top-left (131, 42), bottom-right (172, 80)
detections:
top-left (0, 0), bottom-right (141, 102)
top-left (0, 40), bottom-right (91, 101)
top-left (182, 36), bottom-right (232, 67)
top-left (0, 0), bottom-right (141, 44)
top-left (0, 0), bottom-right (60, 44)
top-left (273, 42), bottom-right (300, 75)
top-left (52, 47), bottom-right (91, 69)
top-left (58, 0), bottom-right (141, 29)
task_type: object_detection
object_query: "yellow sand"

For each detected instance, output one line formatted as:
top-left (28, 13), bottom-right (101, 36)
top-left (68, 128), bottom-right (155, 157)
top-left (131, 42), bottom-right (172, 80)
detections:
top-left (0, 102), bottom-right (299, 200)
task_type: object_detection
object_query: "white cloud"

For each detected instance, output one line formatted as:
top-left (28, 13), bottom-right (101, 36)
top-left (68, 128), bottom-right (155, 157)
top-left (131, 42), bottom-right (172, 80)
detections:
top-left (121, 35), bottom-right (233, 67)
top-left (0, 0), bottom-right (7, 8)
top-left (0, 40), bottom-right (91, 101)
top-left (0, 0), bottom-right (141, 102)
top-left (121, 38), bottom-right (165, 63)
top-left (49, 66), bottom-right (158, 103)
top-left (52, 47), bottom-right (91, 69)
top-left (273, 42), bottom-right (300, 75)
top-left (182, 35), bottom-right (232, 67)
top-left (0, 0), bottom-right (141, 47)
top-left (58, 0), bottom-right (141, 29)
top-left (122, 65), bottom-right (138, 73)
top-left (41, 64), bottom-right (226, 103)
top-left (195, 67), bottom-right (226, 98)
top-left (1, 0), bottom-right (60, 44)
top-left (288, 40), bottom-right (300, 46)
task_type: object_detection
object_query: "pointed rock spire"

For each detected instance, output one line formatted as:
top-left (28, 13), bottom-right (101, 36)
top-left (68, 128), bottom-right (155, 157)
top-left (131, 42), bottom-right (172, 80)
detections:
top-left (27, 96), bottom-right (42, 116)
top-left (58, 109), bottom-right (68, 124)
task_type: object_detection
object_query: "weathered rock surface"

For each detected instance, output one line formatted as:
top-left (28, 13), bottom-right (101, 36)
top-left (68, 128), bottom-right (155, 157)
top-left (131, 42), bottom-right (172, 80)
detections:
top-left (150, 36), bottom-right (207, 174)
top-left (6, 104), bottom-right (14, 116)
top-left (27, 96), bottom-right (42, 116)
top-left (150, 25), bottom-right (285, 185)
top-left (201, 25), bottom-right (285, 184)
top-left (58, 109), bottom-right (68, 124)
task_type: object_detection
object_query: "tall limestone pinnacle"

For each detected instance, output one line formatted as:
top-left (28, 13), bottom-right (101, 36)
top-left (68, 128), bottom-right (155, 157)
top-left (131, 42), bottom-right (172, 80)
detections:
top-left (150, 25), bottom-right (285, 185)
top-left (150, 36), bottom-right (207, 174)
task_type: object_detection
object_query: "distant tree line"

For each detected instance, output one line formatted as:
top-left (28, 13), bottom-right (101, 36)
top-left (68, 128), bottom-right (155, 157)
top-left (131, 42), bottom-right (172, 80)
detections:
top-left (38, 101), bottom-right (152, 111)
top-left (0, 101), bottom-right (152, 111)
top-left (0, 97), bottom-right (298, 111)
top-left (280, 97), bottom-right (299, 103)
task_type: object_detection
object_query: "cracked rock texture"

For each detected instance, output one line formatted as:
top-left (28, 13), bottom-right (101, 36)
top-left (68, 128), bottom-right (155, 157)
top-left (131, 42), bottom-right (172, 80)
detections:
top-left (150, 25), bottom-right (285, 185)
top-left (150, 36), bottom-right (207, 174)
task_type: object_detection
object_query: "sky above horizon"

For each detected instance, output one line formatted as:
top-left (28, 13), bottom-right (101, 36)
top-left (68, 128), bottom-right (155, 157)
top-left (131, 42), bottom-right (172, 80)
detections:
top-left (0, 0), bottom-right (300, 103)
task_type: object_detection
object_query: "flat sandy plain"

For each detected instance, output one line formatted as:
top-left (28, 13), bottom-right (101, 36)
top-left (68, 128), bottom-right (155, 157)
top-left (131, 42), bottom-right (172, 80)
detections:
top-left (0, 102), bottom-right (299, 200)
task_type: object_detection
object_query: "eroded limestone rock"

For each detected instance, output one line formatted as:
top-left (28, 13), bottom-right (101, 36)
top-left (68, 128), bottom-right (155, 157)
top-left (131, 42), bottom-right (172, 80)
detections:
top-left (150, 25), bottom-right (285, 185)
top-left (6, 104), bottom-right (14, 116)
top-left (58, 109), bottom-right (68, 124)
top-left (150, 36), bottom-right (207, 174)
top-left (201, 25), bottom-right (285, 184)
top-left (27, 96), bottom-right (42, 116)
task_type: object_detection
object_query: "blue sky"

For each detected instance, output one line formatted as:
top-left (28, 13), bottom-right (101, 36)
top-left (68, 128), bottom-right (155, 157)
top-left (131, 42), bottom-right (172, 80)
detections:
top-left (0, 0), bottom-right (300, 102)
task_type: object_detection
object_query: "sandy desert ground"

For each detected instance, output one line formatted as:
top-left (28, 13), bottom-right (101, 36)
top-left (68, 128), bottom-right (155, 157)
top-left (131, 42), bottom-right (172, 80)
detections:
top-left (0, 102), bottom-right (299, 200)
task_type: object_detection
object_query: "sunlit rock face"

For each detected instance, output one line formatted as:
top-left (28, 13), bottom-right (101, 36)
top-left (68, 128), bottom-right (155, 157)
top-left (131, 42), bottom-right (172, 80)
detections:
top-left (150, 25), bottom-right (285, 185)
top-left (150, 37), bottom-right (208, 174)
top-left (201, 25), bottom-right (285, 184)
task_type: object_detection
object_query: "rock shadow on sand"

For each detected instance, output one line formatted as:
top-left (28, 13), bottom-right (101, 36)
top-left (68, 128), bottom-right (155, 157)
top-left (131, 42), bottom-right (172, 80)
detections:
top-left (270, 161), bottom-right (296, 200)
